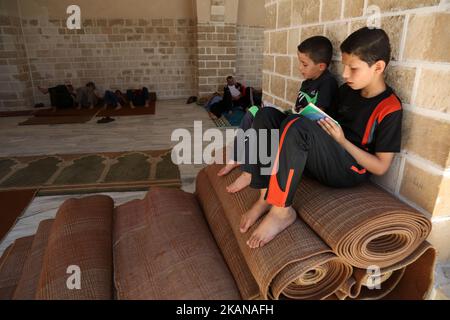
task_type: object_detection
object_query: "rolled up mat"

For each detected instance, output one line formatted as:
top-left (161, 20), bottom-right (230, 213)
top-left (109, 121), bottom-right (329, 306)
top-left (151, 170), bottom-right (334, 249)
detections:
top-left (336, 241), bottom-right (436, 300)
top-left (335, 267), bottom-right (405, 300)
top-left (0, 236), bottom-right (34, 300)
top-left (382, 243), bottom-right (436, 300)
top-left (113, 187), bottom-right (241, 300)
top-left (195, 170), bottom-right (261, 300)
top-left (35, 195), bottom-right (114, 300)
top-left (201, 165), bottom-right (352, 300)
top-left (292, 177), bottom-right (431, 269)
top-left (13, 219), bottom-right (54, 300)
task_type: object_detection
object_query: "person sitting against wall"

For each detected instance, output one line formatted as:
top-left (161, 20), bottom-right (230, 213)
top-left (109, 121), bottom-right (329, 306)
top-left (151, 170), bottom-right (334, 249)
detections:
top-left (37, 83), bottom-right (76, 110)
top-left (208, 77), bottom-right (254, 119)
top-left (127, 87), bottom-right (152, 108)
top-left (75, 82), bottom-right (103, 109)
top-left (103, 89), bottom-right (129, 110)
top-left (103, 86), bottom-right (152, 110)
top-left (38, 82), bottom-right (103, 110)
top-left (222, 76), bottom-right (252, 113)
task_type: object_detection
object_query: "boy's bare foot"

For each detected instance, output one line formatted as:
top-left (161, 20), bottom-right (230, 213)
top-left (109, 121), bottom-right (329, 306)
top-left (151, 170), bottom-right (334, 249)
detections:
top-left (240, 198), bottom-right (271, 233)
top-left (247, 206), bottom-right (296, 249)
top-left (37, 86), bottom-right (48, 94)
top-left (115, 105), bottom-right (122, 110)
top-left (217, 162), bottom-right (240, 176)
top-left (226, 172), bottom-right (251, 193)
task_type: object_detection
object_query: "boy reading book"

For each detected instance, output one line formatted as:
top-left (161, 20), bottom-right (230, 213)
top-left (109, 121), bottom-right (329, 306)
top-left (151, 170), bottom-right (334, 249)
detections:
top-left (242, 27), bottom-right (403, 249)
top-left (217, 36), bottom-right (339, 190)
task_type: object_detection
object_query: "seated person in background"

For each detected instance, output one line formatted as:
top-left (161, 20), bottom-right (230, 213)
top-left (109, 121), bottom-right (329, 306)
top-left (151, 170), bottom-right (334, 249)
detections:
top-left (104, 89), bottom-right (129, 110)
top-left (205, 92), bottom-right (223, 120)
top-left (38, 83), bottom-right (76, 110)
top-left (126, 87), bottom-right (151, 108)
top-left (75, 82), bottom-right (103, 109)
top-left (222, 76), bottom-right (252, 112)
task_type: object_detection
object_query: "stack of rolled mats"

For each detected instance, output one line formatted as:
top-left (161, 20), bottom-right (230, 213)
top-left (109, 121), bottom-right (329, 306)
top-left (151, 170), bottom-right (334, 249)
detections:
top-left (0, 163), bottom-right (435, 300)
top-left (195, 164), bottom-right (435, 300)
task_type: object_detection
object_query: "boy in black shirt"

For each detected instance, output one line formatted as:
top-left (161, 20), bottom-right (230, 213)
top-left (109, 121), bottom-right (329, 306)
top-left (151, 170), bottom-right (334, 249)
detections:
top-left (218, 36), bottom-right (339, 186)
top-left (241, 27), bottom-right (402, 249)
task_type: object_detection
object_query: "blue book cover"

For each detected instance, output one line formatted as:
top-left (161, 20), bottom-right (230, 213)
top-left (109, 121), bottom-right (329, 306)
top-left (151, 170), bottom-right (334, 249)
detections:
top-left (298, 103), bottom-right (339, 125)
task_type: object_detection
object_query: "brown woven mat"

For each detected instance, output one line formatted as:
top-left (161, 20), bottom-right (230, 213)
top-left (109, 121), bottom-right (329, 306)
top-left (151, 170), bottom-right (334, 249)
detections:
top-left (336, 241), bottom-right (436, 300)
top-left (0, 189), bottom-right (37, 243)
top-left (291, 177), bottom-right (432, 269)
top-left (97, 101), bottom-right (155, 117)
top-left (0, 236), bottom-right (34, 300)
top-left (19, 115), bottom-right (94, 126)
top-left (0, 110), bottom-right (39, 117)
top-left (113, 187), bottom-right (240, 300)
top-left (196, 170), bottom-right (260, 300)
top-left (35, 196), bottom-right (114, 300)
top-left (199, 165), bottom-right (353, 300)
top-left (33, 107), bottom-right (101, 117)
top-left (12, 219), bottom-right (54, 300)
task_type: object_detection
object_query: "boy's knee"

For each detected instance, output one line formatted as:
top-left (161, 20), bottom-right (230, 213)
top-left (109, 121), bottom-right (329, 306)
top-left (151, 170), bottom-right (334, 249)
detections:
top-left (280, 116), bottom-right (317, 143)
top-left (291, 115), bottom-right (317, 131)
top-left (253, 107), bottom-right (279, 128)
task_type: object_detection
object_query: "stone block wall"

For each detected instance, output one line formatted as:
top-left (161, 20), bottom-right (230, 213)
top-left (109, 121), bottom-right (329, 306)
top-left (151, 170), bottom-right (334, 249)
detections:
top-left (23, 17), bottom-right (197, 104)
top-left (0, 0), bottom-right (265, 108)
top-left (196, 22), bottom-right (238, 96)
top-left (263, 0), bottom-right (450, 268)
top-left (0, 15), bottom-right (33, 110)
top-left (235, 25), bottom-right (264, 89)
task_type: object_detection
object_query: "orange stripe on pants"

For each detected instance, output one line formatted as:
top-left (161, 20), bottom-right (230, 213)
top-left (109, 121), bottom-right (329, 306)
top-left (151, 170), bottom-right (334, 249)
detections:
top-left (265, 117), bottom-right (300, 207)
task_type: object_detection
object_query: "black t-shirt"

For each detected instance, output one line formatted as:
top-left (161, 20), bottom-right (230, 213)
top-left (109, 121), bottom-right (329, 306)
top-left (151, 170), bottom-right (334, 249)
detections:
top-left (294, 69), bottom-right (339, 113)
top-left (333, 84), bottom-right (403, 154)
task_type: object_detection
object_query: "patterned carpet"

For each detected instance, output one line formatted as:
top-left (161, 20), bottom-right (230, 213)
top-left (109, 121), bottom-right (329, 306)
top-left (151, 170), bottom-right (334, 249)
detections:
top-left (0, 149), bottom-right (180, 195)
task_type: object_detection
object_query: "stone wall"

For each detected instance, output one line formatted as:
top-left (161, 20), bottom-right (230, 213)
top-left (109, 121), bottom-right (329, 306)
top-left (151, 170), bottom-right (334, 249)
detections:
top-left (0, 0), bottom-right (265, 108)
top-left (235, 25), bottom-right (264, 89)
top-left (196, 22), bottom-right (238, 96)
top-left (263, 0), bottom-right (450, 270)
top-left (23, 17), bottom-right (197, 103)
top-left (0, 14), bottom-right (33, 110)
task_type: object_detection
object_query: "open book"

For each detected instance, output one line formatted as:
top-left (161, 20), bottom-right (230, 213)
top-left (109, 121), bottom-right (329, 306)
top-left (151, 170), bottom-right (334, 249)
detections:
top-left (298, 102), bottom-right (339, 125)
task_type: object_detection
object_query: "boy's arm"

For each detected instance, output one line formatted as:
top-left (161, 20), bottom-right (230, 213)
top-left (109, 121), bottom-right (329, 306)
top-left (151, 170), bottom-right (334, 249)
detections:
top-left (340, 138), bottom-right (394, 175)
top-left (318, 118), bottom-right (394, 175)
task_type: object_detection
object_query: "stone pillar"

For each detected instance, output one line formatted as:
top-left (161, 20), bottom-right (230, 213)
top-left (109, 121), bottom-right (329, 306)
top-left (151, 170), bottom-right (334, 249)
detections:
top-left (194, 0), bottom-right (239, 98)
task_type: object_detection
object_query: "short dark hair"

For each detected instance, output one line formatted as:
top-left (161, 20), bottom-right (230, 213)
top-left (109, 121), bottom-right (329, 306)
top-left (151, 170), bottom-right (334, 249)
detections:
top-left (86, 81), bottom-right (96, 89)
top-left (226, 76), bottom-right (233, 81)
top-left (252, 90), bottom-right (262, 107)
top-left (297, 36), bottom-right (333, 67)
top-left (340, 27), bottom-right (391, 66)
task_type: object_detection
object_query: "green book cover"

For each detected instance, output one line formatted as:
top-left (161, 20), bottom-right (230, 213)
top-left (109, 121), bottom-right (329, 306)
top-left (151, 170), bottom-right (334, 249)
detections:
top-left (298, 103), bottom-right (339, 125)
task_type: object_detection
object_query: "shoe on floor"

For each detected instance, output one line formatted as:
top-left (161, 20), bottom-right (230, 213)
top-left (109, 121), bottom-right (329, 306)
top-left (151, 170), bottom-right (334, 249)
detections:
top-left (97, 116), bottom-right (115, 124)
